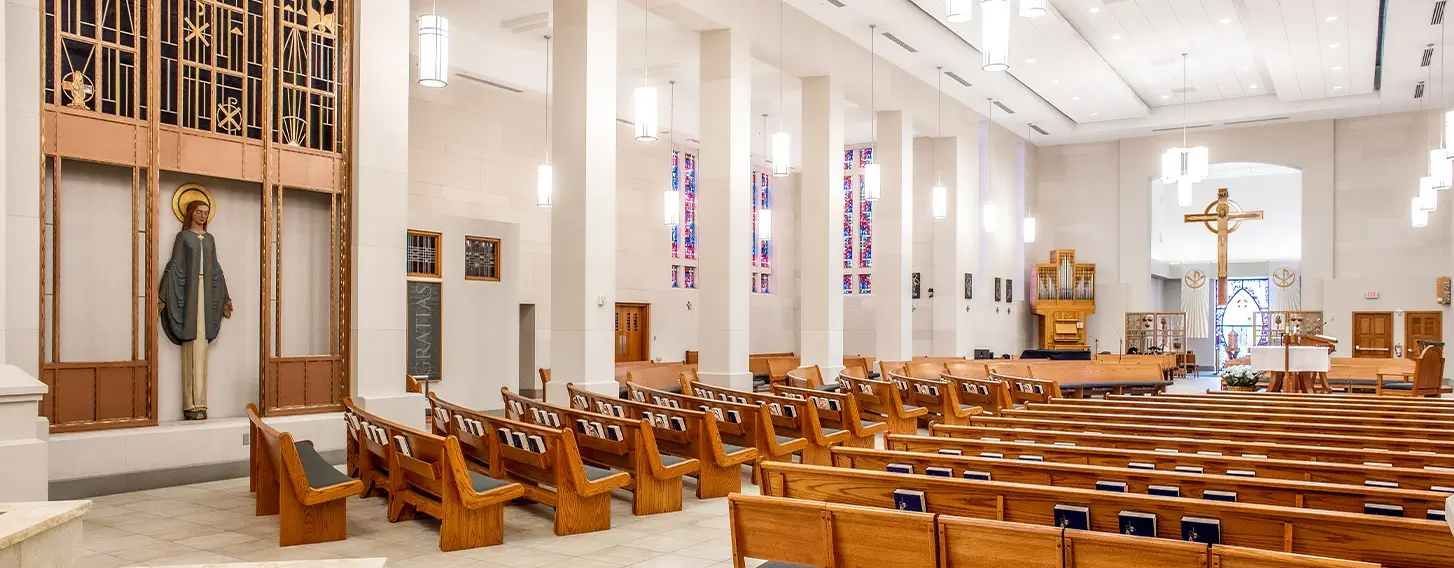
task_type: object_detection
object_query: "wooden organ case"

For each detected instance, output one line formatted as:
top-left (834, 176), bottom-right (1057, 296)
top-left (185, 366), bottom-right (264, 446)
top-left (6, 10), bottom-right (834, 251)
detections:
top-left (1033, 250), bottom-right (1097, 350)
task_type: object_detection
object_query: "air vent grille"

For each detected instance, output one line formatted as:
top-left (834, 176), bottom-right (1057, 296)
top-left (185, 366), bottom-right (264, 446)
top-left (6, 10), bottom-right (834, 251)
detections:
top-left (1423, 45), bottom-right (1436, 67)
top-left (1150, 124), bottom-right (1214, 133)
top-left (455, 73), bottom-right (524, 93)
top-left (993, 101), bottom-right (1015, 115)
top-left (944, 71), bottom-right (972, 87)
top-left (1030, 124), bottom-right (1049, 136)
top-left (827, 0), bottom-right (846, 6)
top-left (1434, 0), bottom-right (1446, 25)
top-left (881, 32), bottom-right (918, 53)
top-left (1416, 81), bottom-right (1427, 99)
top-left (1223, 116), bottom-right (1290, 126)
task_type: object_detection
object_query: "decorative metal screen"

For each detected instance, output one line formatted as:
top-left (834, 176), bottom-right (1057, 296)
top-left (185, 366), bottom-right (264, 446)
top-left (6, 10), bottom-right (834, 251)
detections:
top-left (1254, 311), bottom-right (1325, 346)
top-left (464, 236), bottom-right (500, 281)
top-left (407, 230), bottom-right (440, 278)
top-left (1125, 312), bottom-right (1188, 353)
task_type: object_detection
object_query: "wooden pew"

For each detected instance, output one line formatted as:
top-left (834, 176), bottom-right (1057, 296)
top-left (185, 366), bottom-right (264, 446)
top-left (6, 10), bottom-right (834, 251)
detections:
top-left (1022, 400), bottom-right (1454, 433)
top-left (844, 355), bottom-right (879, 379)
top-left (1209, 546), bottom-right (1379, 568)
top-left (678, 378), bottom-right (849, 466)
top-left (624, 363), bottom-right (697, 392)
top-left (997, 408), bottom-right (1454, 444)
top-left (885, 371), bottom-right (981, 426)
top-left (567, 383), bottom-right (757, 498)
top-left (343, 405), bottom-right (391, 499)
top-left (247, 404), bottom-right (363, 546)
top-left (1023, 361), bottom-right (1169, 397)
top-left (772, 383), bottom-right (887, 448)
top-left (832, 446), bottom-right (1450, 518)
top-left (758, 461), bottom-right (1454, 568)
top-left (918, 424), bottom-right (1454, 479)
top-left (785, 365), bottom-right (831, 390)
top-left (937, 514), bottom-right (1065, 568)
top-left (995, 374), bottom-right (1064, 406)
top-left (425, 395), bottom-right (631, 535)
top-left (728, 493), bottom-right (938, 568)
top-left (766, 356), bottom-right (803, 387)
top-left (342, 399), bottom-right (524, 551)
top-left (1122, 393), bottom-right (1454, 413)
top-left (966, 414), bottom-right (1454, 455)
top-left (939, 374), bottom-right (1011, 415)
top-left (625, 382), bottom-right (806, 483)
top-left (499, 389), bottom-right (700, 515)
top-left (945, 360), bottom-right (990, 379)
top-left (837, 371), bottom-right (930, 435)
top-left (1061, 396), bottom-right (1454, 421)
top-left (1203, 390), bottom-right (1454, 406)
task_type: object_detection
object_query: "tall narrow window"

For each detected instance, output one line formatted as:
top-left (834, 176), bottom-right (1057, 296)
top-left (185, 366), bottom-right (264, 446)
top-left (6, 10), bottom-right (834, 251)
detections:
top-left (407, 230), bottom-right (442, 278)
top-left (669, 150), bottom-right (699, 288)
top-left (843, 146), bottom-right (874, 293)
top-left (751, 170), bottom-right (773, 293)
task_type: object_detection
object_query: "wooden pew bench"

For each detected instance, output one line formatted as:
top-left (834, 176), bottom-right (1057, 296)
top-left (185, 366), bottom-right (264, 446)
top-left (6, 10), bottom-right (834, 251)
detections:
top-left (342, 406), bottom-right (391, 499)
top-left (1064, 396), bottom-right (1454, 422)
top-left (995, 374), bottom-right (1063, 407)
top-left (568, 383), bottom-right (757, 498)
top-left (247, 404), bottom-right (363, 546)
top-left (729, 493), bottom-right (937, 568)
top-left (499, 388), bottom-right (699, 515)
top-left (772, 383), bottom-right (887, 449)
top-left (939, 374), bottom-right (1011, 415)
top-left (905, 430), bottom-right (1454, 492)
top-left (831, 446), bottom-right (1450, 519)
top-left (784, 365), bottom-right (841, 391)
top-left (758, 461), bottom-right (1454, 568)
top-left (679, 378), bottom-right (849, 466)
top-left (884, 371), bottom-right (981, 426)
top-left (837, 372), bottom-right (929, 435)
top-left (997, 406), bottom-right (1454, 443)
top-left (1024, 361), bottom-right (1170, 398)
top-left (341, 399), bottom-right (524, 551)
top-left (626, 383), bottom-right (806, 484)
top-left (1022, 400), bottom-right (1454, 433)
top-left (1123, 393), bottom-right (1454, 414)
top-left (425, 396), bottom-right (632, 535)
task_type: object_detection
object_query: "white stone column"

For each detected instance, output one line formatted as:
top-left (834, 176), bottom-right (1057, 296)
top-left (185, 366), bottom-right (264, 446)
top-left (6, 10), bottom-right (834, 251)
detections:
top-left (930, 136), bottom-right (978, 356)
top-left (350, 0), bottom-right (416, 424)
top-left (696, 29), bottom-right (751, 390)
top-left (873, 111), bottom-right (913, 360)
top-left (548, 0), bottom-right (617, 402)
top-left (799, 76), bottom-right (845, 377)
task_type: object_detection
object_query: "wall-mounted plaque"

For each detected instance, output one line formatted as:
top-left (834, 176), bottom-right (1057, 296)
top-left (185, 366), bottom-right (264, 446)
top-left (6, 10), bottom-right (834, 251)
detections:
top-left (1006, 279), bottom-right (1014, 303)
top-left (994, 277), bottom-right (1002, 302)
top-left (911, 272), bottom-right (921, 299)
top-left (407, 280), bottom-right (442, 382)
top-left (965, 273), bottom-right (972, 300)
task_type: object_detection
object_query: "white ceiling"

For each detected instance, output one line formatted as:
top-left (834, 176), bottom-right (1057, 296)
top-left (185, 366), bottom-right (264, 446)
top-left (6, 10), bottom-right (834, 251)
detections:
top-left (415, 0), bottom-right (1450, 147)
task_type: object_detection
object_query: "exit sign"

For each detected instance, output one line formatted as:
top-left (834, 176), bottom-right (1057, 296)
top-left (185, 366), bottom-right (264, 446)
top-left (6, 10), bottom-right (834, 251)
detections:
top-left (1365, 291), bottom-right (1379, 299)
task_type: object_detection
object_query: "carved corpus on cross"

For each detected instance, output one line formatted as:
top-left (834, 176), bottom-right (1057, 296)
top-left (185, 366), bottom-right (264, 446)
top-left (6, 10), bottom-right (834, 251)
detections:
top-left (1184, 187), bottom-right (1264, 306)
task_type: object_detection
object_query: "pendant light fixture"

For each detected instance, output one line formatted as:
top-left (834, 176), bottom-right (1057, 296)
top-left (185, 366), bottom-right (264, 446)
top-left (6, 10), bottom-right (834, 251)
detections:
top-left (771, 0), bottom-right (791, 177)
top-left (983, 98), bottom-right (997, 233)
top-left (663, 81), bottom-right (680, 226)
top-left (1413, 197), bottom-right (1430, 227)
top-left (1161, 53), bottom-right (1208, 207)
top-left (946, 0), bottom-right (972, 23)
top-left (931, 67), bottom-right (948, 220)
top-left (634, 0), bottom-right (658, 142)
top-left (417, 1), bottom-right (448, 88)
top-left (537, 35), bottom-right (554, 208)
top-left (981, 0), bottom-right (1010, 72)
top-left (1021, 0), bottom-right (1047, 17)
top-left (1419, 175), bottom-right (1438, 212)
top-left (759, 112), bottom-right (773, 239)
top-left (862, 25), bottom-right (882, 202)
top-left (1023, 123), bottom-right (1036, 243)
top-left (1419, 62), bottom-right (1441, 213)
top-left (1428, 40), bottom-right (1452, 192)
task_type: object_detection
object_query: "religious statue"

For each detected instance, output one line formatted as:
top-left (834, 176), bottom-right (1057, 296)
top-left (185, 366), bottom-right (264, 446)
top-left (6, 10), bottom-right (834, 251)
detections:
top-left (160, 196), bottom-right (233, 420)
top-left (1224, 329), bottom-right (1241, 360)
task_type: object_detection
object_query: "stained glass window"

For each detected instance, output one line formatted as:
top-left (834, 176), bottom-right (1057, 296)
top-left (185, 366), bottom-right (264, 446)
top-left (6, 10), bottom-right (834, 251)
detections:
top-left (671, 152), bottom-right (680, 259)
top-left (859, 176), bottom-right (873, 269)
top-left (843, 274), bottom-right (853, 294)
top-left (684, 266), bottom-right (697, 289)
top-left (684, 153), bottom-right (697, 260)
top-left (843, 145), bottom-right (874, 292)
top-left (751, 171), bottom-right (773, 293)
top-left (761, 273), bottom-right (770, 294)
top-left (858, 274), bottom-right (872, 295)
top-left (843, 175), bottom-right (854, 269)
top-left (759, 173), bottom-right (771, 268)
top-left (751, 272), bottom-right (759, 293)
top-left (751, 174), bottom-right (759, 268)
top-left (672, 265), bottom-right (679, 288)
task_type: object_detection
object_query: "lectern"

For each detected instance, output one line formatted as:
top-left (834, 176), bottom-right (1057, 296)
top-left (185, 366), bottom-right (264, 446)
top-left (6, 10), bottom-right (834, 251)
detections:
top-left (1250, 334), bottom-right (1337, 393)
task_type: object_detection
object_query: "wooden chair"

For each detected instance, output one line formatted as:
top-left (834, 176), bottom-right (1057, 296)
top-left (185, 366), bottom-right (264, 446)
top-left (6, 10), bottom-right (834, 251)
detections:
top-left (832, 446), bottom-right (1450, 517)
top-left (568, 382), bottom-right (757, 498)
top-left (728, 494), bottom-right (937, 568)
top-left (501, 388), bottom-right (699, 515)
top-left (940, 374), bottom-right (1011, 415)
top-left (837, 372), bottom-right (929, 435)
top-left (885, 371), bottom-right (980, 426)
top-left (247, 403), bottom-right (363, 546)
top-left (626, 382), bottom-right (806, 484)
top-left (681, 378), bottom-right (848, 465)
top-left (537, 368), bottom-right (552, 402)
top-left (757, 462), bottom-right (1454, 568)
top-left (773, 383), bottom-right (887, 448)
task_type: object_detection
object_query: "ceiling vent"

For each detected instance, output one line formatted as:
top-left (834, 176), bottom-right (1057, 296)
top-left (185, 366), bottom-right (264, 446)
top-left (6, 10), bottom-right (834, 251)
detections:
top-left (1223, 116), bottom-right (1289, 126)
top-left (502, 12), bottom-right (550, 35)
top-left (826, 0), bottom-right (846, 6)
top-left (616, 118), bottom-right (635, 126)
top-left (1434, 0), bottom-right (1446, 25)
top-left (455, 73), bottom-right (524, 93)
top-left (993, 100), bottom-right (1016, 115)
top-left (1423, 44), bottom-right (1436, 67)
top-left (1416, 81), bottom-right (1427, 98)
top-left (944, 71), bottom-right (972, 87)
top-left (1150, 124), bottom-right (1214, 133)
top-left (881, 32), bottom-right (918, 53)
top-left (1029, 124), bottom-right (1049, 136)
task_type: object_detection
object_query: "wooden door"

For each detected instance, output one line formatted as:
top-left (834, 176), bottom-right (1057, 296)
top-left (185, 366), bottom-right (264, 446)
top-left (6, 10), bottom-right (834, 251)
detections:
top-left (1351, 312), bottom-right (1394, 359)
top-left (614, 303), bottom-right (650, 363)
top-left (1405, 311), bottom-right (1444, 358)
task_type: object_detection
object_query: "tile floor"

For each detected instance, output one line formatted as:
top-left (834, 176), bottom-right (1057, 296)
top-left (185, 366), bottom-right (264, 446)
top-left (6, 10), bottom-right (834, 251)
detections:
top-left (75, 375), bottom-right (1222, 568)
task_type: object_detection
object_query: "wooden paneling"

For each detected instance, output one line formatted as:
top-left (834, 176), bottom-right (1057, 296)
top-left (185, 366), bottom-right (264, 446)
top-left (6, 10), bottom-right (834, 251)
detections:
top-left (95, 366), bottom-right (138, 420)
top-left (1405, 311), bottom-right (1443, 358)
top-left (272, 148), bottom-right (340, 191)
top-left (304, 359), bottom-right (335, 405)
top-left (41, 362), bottom-right (151, 432)
top-left (1351, 312), bottom-right (1393, 359)
top-left (157, 128), bottom-right (264, 182)
top-left (266, 356), bottom-right (343, 415)
top-left (53, 368), bottom-right (96, 423)
top-left (615, 303), bottom-right (650, 363)
top-left (43, 110), bottom-right (149, 166)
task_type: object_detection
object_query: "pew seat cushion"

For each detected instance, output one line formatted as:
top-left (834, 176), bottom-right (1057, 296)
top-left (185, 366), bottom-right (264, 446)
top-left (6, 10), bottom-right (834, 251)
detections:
top-left (822, 427), bottom-right (844, 435)
top-left (867, 372), bottom-right (881, 379)
top-left (583, 463), bottom-right (623, 482)
top-left (467, 471), bottom-right (515, 494)
top-left (659, 454), bottom-right (691, 467)
top-left (861, 419), bottom-right (885, 429)
top-left (904, 405), bottom-right (925, 412)
top-left (776, 436), bottom-right (806, 446)
top-left (814, 384), bottom-right (841, 392)
top-left (724, 443), bottom-right (752, 455)
top-left (294, 440), bottom-right (353, 490)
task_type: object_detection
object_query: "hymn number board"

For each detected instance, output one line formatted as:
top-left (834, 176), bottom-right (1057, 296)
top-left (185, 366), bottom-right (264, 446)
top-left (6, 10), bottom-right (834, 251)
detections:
top-left (407, 281), bottom-right (442, 382)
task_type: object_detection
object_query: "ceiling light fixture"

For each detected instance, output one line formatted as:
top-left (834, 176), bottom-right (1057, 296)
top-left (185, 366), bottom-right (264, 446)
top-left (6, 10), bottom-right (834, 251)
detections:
top-left (634, 0), bottom-right (658, 142)
top-left (983, 98), bottom-right (997, 233)
top-left (981, 0), bottom-right (1011, 71)
top-left (1413, 197), bottom-right (1430, 227)
top-left (1249, 84), bottom-right (1258, 89)
top-left (758, 119), bottom-right (774, 238)
top-left (1333, 85), bottom-right (1343, 90)
top-left (932, 67), bottom-right (948, 220)
top-left (946, 0), bottom-right (973, 23)
top-left (1021, 0), bottom-right (1046, 18)
top-left (538, 34), bottom-right (553, 208)
top-left (1428, 35), bottom-right (1452, 196)
top-left (863, 24), bottom-right (881, 202)
top-left (1326, 16), bottom-right (1338, 22)
top-left (1219, 17), bottom-right (1231, 24)
top-left (1088, 6), bottom-right (1100, 13)
top-left (663, 83), bottom-right (680, 227)
top-left (1111, 35), bottom-right (1121, 40)
top-left (417, 1), bottom-right (448, 88)
top-left (1161, 52), bottom-right (1208, 208)
top-left (1329, 43), bottom-right (1339, 48)
top-left (772, 0), bottom-right (790, 177)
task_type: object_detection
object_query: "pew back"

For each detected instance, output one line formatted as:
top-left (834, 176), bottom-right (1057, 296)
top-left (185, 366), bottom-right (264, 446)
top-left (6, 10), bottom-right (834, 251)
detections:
top-left (939, 374), bottom-right (1010, 415)
top-left (729, 494), bottom-right (937, 568)
top-left (886, 371), bottom-right (978, 426)
top-left (836, 372), bottom-right (929, 434)
top-left (971, 414), bottom-right (1454, 454)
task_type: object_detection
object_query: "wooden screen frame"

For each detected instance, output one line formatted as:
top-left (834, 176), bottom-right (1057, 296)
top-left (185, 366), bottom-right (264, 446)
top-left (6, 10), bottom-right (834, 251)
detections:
top-left (463, 235), bottom-right (502, 282)
top-left (406, 229), bottom-right (443, 278)
top-left (39, 0), bottom-right (355, 430)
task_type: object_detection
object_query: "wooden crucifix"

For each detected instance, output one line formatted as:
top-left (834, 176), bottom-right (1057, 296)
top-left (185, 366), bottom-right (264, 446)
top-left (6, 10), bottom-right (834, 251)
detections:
top-left (1184, 188), bottom-right (1264, 306)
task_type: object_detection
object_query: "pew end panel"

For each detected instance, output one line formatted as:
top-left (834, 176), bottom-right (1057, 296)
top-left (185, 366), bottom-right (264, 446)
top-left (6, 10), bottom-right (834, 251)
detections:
top-left (247, 403), bottom-right (363, 547)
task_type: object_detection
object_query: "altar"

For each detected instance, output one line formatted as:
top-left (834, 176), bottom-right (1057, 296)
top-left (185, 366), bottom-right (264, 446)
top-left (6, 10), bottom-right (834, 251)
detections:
top-left (1249, 344), bottom-right (1332, 393)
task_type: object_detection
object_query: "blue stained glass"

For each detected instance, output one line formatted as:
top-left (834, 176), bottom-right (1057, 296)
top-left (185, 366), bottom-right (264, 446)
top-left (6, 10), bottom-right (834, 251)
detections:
top-left (1213, 278), bottom-right (1270, 371)
top-left (671, 152), bottom-right (680, 259)
top-left (760, 173), bottom-right (771, 267)
top-left (844, 149), bottom-right (854, 171)
top-left (859, 176), bottom-right (873, 268)
top-left (843, 175), bottom-right (854, 268)
top-left (752, 173), bottom-right (759, 267)
top-left (858, 274), bottom-right (872, 294)
top-left (671, 265), bottom-right (679, 288)
top-left (860, 147), bottom-right (873, 168)
top-left (760, 273), bottom-right (770, 294)
top-left (844, 274), bottom-right (853, 294)
top-left (752, 272), bottom-right (758, 293)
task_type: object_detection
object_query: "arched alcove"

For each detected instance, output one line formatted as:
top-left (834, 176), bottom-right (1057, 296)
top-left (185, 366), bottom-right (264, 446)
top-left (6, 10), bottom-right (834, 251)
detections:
top-left (1151, 162), bottom-right (1303, 264)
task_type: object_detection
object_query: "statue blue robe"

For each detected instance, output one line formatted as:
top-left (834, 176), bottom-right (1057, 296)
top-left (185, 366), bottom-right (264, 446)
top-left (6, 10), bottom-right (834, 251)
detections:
top-left (160, 230), bottom-right (230, 344)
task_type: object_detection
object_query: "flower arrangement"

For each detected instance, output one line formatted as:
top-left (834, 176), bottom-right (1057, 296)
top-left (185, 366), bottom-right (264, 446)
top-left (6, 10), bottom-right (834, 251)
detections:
top-left (1218, 365), bottom-right (1263, 388)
